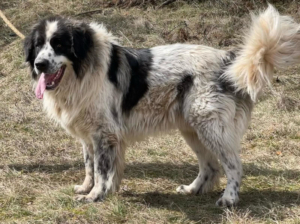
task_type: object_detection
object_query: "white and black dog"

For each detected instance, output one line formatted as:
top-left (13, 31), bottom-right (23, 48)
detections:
top-left (24, 5), bottom-right (300, 206)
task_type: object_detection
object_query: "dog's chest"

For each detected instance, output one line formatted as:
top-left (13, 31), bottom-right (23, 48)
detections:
top-left (43, 96), bottom-right (95, 140)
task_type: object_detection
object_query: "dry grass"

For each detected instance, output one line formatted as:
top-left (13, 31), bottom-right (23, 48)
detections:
top-left (1, 0), bottom-right (300, 223)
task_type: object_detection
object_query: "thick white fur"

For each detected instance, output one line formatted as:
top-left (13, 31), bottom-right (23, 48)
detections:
top-left (225, 4), bottom-right (300, 101)
top-left (29, 5), bottom-right (300, 206)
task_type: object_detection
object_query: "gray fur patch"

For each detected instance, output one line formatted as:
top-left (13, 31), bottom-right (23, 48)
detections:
top-left (94, 137), bottom-right (116, 181)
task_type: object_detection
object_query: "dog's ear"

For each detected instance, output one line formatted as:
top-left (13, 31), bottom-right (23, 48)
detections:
top-left (71, 23), bottom-right (94, 60)
top-left (24, 30), bottom-right (38, 79)
top-left (24, 33), bottom-right (34, 64)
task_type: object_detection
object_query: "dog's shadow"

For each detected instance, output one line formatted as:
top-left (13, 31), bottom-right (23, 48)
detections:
top-left (125, 162), bottom-right (300, 181)
top-left (2, 162), bottom-right (300, 222)
top-left (122, 188), bottom-right (300, 222)
top-left (123, 162), bottom-right (300, 222)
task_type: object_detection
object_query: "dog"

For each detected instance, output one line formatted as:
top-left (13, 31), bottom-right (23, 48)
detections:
top-left (24, 5), bottom-right (300, 206)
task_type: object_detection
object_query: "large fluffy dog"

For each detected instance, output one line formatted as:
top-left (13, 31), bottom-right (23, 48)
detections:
top-left (24, 5), bottom-right (300, 206)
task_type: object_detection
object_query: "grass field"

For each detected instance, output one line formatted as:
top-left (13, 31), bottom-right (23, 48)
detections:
top-left (0, 0), bottom-right (300, 223)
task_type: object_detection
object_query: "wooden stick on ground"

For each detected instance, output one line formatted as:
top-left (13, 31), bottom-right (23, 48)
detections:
top-left (156, 0), bottom-right (176, 9)
top-left (75, 9), bottom-right (103, 17)
top-left (0, 10), bottom-right (25, 39)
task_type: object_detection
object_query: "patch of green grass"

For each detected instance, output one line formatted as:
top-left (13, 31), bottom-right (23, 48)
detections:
top-left (109, 199), bottom-right (129, 222)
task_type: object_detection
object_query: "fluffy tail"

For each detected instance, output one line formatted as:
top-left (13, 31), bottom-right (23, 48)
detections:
top-left (224, 4), bottom-right (300, 101)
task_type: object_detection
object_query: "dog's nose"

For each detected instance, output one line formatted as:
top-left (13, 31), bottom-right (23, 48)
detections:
top-left (35, 59), bottom-right (49, 72)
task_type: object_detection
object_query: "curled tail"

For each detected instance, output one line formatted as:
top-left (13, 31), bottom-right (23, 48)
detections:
top-left (224, 4), bottom-right (300, 101)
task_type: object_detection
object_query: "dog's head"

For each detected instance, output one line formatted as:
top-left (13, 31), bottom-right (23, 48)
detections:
top-left (24, 16), bottom-right (94, 99)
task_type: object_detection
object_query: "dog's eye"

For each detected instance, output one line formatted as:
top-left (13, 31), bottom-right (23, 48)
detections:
top-left (50, 38), bottom-right (62, 50)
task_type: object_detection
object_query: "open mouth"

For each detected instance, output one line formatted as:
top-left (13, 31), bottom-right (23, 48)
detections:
top-left (45, 65), bottom-right (66, 90)
top-left (35, 65), bottom-right (66, 99)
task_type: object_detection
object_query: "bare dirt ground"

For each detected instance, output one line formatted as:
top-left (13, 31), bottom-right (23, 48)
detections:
top-left (0, 0), bottom-right (300, 223)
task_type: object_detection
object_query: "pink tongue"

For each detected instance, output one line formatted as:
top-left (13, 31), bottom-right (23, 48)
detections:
top-left (35, 73), bottom-right (47, 99)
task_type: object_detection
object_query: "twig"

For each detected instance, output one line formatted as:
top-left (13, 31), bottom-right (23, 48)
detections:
top-left (0, 10), bottom-right (25, 39)
top-left (164, 21), bottom-right (186, 36)
top-left (156, 0), bottom-right (176, 9)
top-left (75, 9), bottom-right (103, 17)
top-left (119, 31), bottom-right (133, 47)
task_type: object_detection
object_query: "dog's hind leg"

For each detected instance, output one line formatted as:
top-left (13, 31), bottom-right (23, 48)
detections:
top-left (76, 132), bottom-right (125, 202)
top-left (74, 142), bottom-right (94, 194)
top-left (176, 130), bottom-right (220, 195)
top-left (184, 94), bottom-right (244, 206)
top-left (193, 119), bottom-right (242, 207)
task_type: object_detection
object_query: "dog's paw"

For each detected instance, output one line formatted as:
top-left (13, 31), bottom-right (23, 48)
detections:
top-left (176, 185), bottom-right (194, 194)
top-left (75, 194), bottom-right (100, 203)
top-left (74, 185), bottom-right (92, 194)
top-left (216, 195), bottom-right (238, 207)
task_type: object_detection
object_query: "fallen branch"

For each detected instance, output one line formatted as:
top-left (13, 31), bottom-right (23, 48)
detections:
top-left (156, 0), bottom-right (176, 9)
top-left (0, 10), bottom-right (25, 39)
top-left (75, 9), bottom-right (103, 17)
top-left (119, 31), bottom-right (133, 47)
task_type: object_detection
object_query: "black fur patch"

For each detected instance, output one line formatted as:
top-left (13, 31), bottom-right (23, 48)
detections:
top-left (122, 48), bottom-right (152, 113)
top-left (107, 46), bottom-right (153, 114)
top-left (98, 150), bottom-right (112, 181)
top-left (108, 44), bottom-right (121, 88)
top-left (215, 51), bottom-right (238, 94)
top-left (177, 74), bottom-right (194, 108)
top-left (222, 51), bottom-right (236, 67)
top-left (24, 19), bottom-right (47, 80)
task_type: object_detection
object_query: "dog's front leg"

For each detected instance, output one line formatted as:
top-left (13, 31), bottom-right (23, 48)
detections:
top-left (76, 132), bottom-right (125, 202)
top-left (74, 142), bottom-right (94, 194)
